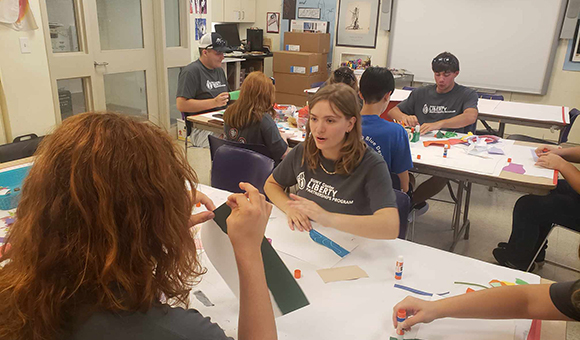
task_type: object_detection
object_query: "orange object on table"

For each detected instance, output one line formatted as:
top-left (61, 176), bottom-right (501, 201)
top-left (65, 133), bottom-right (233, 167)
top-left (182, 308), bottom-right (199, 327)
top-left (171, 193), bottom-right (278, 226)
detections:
top-left (422, 139), bottom-right (464, 148)
top-left (294, 269), bottom-right (301, 279)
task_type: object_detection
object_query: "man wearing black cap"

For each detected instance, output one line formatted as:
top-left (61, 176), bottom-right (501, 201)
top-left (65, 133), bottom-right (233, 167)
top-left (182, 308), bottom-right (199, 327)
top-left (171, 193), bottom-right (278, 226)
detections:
top-left (176, 32), bottom-right (232, 146)
top-left (387, 52), bottom-right (479, 216)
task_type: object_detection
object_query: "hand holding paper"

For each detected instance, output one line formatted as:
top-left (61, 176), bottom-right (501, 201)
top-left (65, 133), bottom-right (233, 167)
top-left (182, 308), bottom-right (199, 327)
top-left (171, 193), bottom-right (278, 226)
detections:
top-left (226, 182), bottom-right (272, 253)
top-left (287, 194), bottom-right (327, 228)
top-left (535, 144), bottom-right (561, 157)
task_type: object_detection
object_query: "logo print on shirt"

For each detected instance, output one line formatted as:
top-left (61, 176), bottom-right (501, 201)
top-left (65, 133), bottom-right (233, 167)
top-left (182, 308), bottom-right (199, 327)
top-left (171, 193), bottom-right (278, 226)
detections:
top-left (422, 104), bottom-right (429, 114)
top-left (297, 172), bottom-right (306, 190)
top-left (228, 128), bottom-right (239, 139)
top-left (206, 80), bottom-right (226, 90)
top-left (424, 105), bottom-right (456, 115)
top-left (238, 137), bottom-right (246, 143)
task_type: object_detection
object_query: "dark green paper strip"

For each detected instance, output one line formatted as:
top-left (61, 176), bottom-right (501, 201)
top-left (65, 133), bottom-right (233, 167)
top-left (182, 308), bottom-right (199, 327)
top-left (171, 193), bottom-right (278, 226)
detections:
top-left (212, 203), bottom-right (309, 315)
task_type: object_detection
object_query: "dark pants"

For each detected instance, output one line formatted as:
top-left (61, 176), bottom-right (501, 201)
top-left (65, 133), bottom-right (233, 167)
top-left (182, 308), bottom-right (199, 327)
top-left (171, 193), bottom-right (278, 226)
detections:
top-left (508, 180), bottom-right (580, 261)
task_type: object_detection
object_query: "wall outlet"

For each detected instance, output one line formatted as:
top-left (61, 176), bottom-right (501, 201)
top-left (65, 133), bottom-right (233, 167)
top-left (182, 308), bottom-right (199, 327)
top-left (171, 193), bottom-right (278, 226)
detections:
top-left (19, 37), bottom-right (31, 54)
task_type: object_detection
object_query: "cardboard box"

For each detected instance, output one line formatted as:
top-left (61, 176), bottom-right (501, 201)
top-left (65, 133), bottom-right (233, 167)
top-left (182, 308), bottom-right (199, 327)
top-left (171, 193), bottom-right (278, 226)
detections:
top-left (275, 92), bottom-right (308, 106)
top-left (284, 32), bottom-right (331, 53)
top-left (177, 118), bottom-right (187, 141)
top-left (274, 72), bottom-right (328, 95)
top-left (273, 51), bottom-right (328, 75)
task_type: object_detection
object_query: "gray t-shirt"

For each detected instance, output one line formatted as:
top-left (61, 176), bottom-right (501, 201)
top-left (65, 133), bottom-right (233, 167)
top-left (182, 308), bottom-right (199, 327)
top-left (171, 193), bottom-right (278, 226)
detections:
top-left (224, 113), bottom-right (288, 162)
top-left (70, 305), bottom-right (231, 340)
top-left (176, 59), bottom-right (230, 115)
top-left (272, 143), bottom-right (397, 215)
top-left (397, 84), bottom-right (478, 133)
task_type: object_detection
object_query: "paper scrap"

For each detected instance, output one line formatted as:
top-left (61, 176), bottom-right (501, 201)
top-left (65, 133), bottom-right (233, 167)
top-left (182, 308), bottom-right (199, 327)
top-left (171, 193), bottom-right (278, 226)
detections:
top-left (502, 163), bottom-right (526, 175)
top-left (394, 283), bottom-right (449, 297)
top-left (531, 148), bottom-right (539, 162)
top-left (316, 265), bottom-right (368, 283)
top-left (309, 229), bottom-right (350, 257)
top-left (488, 146), bottom-right (505, 155)
top-left (516, 278), bottom-right (529, 285)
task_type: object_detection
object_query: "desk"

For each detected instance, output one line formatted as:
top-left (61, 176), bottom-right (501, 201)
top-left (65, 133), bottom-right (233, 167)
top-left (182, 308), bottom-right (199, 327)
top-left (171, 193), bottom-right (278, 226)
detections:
top-left (381, 89), bottom-right (570, 142)
top-left (186, 111), bottom-right (306, 147)
top-left (191, 184), bottom-right (565, 340)
top-left (410, 134), bottom-right (557, 251)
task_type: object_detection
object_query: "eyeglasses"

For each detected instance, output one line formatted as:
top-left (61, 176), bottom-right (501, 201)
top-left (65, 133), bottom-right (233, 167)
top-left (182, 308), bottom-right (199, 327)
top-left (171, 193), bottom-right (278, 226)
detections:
top-left (432, 57), bottom-right (453, 64)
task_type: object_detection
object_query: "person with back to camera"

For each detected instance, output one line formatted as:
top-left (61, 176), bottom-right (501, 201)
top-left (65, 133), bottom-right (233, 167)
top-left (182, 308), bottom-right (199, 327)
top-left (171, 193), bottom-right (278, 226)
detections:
top-left (0, 112), bottom-right (277, 340)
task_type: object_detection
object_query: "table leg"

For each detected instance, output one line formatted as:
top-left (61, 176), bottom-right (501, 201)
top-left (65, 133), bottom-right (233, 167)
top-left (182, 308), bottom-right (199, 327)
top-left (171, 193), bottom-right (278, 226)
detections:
top-left (498, 122), bottom-right (505, 138)
top-left (234, 62), bottom-right (241, 90)
top-left (558, 128), bottom-right (565, 144)
top-left (452, 181), bottom-right (464, 238)
top-left (463, 182), bottom-right (472, 240)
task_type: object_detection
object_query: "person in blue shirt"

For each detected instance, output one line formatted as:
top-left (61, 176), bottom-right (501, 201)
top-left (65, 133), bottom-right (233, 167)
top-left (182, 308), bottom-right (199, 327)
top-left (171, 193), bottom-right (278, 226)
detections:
top-left (360, 67), bottom-right (413, 193)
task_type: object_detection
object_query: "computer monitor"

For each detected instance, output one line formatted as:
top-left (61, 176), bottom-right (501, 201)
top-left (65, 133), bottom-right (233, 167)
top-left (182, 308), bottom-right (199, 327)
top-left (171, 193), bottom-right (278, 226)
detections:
top-left (215, 23), bottom-right (241, 48)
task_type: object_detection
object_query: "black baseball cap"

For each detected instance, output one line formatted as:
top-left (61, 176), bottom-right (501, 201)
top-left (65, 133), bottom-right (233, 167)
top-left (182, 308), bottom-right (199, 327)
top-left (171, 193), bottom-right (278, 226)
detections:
top-left (199, 32), bottom-right (232, 53)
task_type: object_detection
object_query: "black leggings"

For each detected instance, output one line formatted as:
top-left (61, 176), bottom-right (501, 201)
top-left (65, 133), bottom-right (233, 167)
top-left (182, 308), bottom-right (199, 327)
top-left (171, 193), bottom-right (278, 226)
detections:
top-left (508, 180), bottom-right (580, 260)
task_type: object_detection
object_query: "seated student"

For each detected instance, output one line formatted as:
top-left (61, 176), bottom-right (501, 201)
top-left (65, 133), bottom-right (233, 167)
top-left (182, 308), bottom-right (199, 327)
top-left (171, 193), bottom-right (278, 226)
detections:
top-left (387, 52), bottom-right (478, 213)
top-left (223, 71), bottom-right (288, 162)
top-left (392, 280), bottom-right (580, 334)
top-left (263, 83), bottom-right (400, 239)
top-left (0, 113), bottom-right (276, 340)
top-left (321, 67), bottom-right (362, 108)
top-left (359, 67), bottom-right (413, 193)
top-left (493, 145), bottom-right (580, 271)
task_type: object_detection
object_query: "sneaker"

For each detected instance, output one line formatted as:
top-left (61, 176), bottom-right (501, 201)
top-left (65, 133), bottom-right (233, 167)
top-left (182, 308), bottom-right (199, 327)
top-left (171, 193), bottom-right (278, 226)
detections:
top-left (492, 247), bottom-right (535, 272)
top-left (497, 242), bottom-right (545, 266)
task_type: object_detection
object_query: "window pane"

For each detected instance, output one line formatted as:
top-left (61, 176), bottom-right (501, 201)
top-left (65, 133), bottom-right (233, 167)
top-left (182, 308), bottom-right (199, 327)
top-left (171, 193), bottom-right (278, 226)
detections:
top-left (96, 0), bottom-right (144, 50)
top-left (104, 71), bottom-right (148, 119)
top-left (168, 67), bottom-right (183, 124)
top-left (165, 0), bottom-right (181, 47)
top-left (57, 78), bottom-right (87, 121)
top-left (46, 0), bottom-right (81, 53)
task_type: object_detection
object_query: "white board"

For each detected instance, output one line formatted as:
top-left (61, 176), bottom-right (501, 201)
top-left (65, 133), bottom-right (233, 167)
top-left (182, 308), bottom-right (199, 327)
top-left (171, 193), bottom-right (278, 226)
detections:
top-left (388, 0), bottom-right (567, 94)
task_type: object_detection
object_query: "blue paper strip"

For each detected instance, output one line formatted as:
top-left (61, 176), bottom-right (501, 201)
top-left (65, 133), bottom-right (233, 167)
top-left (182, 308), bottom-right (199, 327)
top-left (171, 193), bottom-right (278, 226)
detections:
top-left (309, 229), bottom-right (350, 258)
top-left (394, 284), bottom-right (449, 297)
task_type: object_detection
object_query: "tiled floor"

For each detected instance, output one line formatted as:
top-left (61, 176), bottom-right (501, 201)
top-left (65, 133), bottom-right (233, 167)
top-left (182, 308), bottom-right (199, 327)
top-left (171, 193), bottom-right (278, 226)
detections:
top-left (183, 144), bottom-right (580, 339)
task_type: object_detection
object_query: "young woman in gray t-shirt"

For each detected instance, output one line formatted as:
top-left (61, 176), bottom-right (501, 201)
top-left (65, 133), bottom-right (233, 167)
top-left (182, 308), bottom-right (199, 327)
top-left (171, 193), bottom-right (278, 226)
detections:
top-left (264, 84), bottom-right (400, 239)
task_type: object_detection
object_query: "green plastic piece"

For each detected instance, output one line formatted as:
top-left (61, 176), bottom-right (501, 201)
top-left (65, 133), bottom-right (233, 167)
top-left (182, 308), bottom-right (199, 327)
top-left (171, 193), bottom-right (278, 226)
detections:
top-left (411, 131), bottom-right (420, 143)
top-left (229, 90), bottom-right (240, 100)
top-left (435, 130), bottom-right (445, 139)
top-left (445, 131), bottom-right (458, 138)
top-left (516, 278), bottom-right (529, 285)
top-left (489, 282), bottom-right (502, 288)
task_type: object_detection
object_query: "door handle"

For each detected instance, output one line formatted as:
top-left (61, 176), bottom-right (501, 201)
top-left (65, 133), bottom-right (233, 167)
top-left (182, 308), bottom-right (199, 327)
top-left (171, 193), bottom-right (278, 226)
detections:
top-left (242, 10), bottom-right (245, 20)
top-left (94, 61), bottom-right (109, 67)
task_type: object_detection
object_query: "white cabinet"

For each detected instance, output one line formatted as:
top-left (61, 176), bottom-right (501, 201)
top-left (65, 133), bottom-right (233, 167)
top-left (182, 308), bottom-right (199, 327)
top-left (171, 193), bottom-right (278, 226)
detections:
top-left (212, 0), bottom-right (255, 23)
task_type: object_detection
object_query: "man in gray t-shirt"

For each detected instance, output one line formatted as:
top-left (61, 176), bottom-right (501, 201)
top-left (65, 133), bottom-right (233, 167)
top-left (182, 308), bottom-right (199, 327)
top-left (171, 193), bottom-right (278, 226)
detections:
top-left (387, 52), bottom-right (479, 211)
top-left (176, 33), bottom-right (231, 146)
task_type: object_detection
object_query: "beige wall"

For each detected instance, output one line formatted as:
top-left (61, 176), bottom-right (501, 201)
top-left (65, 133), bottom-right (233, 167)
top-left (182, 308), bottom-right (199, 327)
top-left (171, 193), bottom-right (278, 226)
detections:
top-left (0, 0), bottom-right (57, 141)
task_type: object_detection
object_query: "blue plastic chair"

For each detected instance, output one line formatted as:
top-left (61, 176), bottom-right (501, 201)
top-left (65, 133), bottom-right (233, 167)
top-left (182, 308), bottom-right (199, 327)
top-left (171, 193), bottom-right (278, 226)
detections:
top-left (208, 134), bottom-right (273, 161)
top-left (211, 144), bottom-right (274, 194)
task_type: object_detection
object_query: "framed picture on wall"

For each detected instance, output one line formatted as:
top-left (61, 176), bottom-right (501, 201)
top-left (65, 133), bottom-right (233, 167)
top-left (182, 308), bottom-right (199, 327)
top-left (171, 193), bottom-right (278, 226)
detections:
top-left (336, 0), bottom-right (380, 48)
top-left (298, 7), bottom-right (321, 19)
top-left (267, 12), bottom-right (280, 33)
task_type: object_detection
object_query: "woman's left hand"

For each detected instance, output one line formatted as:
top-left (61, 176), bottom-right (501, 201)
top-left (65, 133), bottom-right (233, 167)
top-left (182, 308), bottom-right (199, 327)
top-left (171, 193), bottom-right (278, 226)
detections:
top-left (287, 194), bottom-right (329, 225)
top-left (188, 191), bottom-right (217, 228)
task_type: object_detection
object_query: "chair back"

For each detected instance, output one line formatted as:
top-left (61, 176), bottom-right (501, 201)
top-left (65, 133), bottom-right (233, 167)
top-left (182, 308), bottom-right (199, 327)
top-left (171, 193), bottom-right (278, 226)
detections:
top-left (0, 134), bottom-right (43, 163)
top-left (208, 134), bottom-right (273, 161)
top-left (211, 145), bottom-right (274, 194)
top-left (395, 190), bottom-right (410, 240)
top-left (559, 108), bottom-right (579, 144)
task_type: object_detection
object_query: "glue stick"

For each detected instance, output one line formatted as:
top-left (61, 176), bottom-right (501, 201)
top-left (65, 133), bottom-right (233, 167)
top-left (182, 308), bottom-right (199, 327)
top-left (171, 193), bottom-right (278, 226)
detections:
top-left (396, 309), bottom-right (407, 337)
top-left (395, 255), bottom-right (404, 280)
top-left (443, 144), bottom-right (449, 158)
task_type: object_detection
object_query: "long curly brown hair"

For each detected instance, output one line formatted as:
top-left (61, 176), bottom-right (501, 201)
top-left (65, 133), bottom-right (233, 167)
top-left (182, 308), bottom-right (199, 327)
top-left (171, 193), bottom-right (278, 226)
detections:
top-left (0, 112), bottom-right (203, 340)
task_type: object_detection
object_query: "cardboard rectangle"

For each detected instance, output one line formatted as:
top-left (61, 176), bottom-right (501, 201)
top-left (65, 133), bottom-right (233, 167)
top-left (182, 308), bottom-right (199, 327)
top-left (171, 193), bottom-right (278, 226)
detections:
top-left (316, 265), bottom-right (369, 283)
top-left (274, 72), bottom-right (328, 95)
top-left (273, 51), bottom-right (328, 75)
top-left (284, 32), bottom-right (331, 53)
top-left (275, 92), bottom-right (308, 106)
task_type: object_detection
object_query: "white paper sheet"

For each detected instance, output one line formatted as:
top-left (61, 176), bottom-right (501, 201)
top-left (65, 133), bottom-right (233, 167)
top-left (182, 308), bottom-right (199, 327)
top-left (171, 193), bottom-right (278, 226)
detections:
top-left (490, 101), bottom-right (568, 124)
top-left (477, 98), bottom-right (502, 114)
top-left (503, 145), bottom-right (555, 180)
top-left (391, 89), bottom-right (412, 102)
top-left (265, 206), bottom-right (361, 268)
top-left (200, 111), bottom-right (225, 122)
